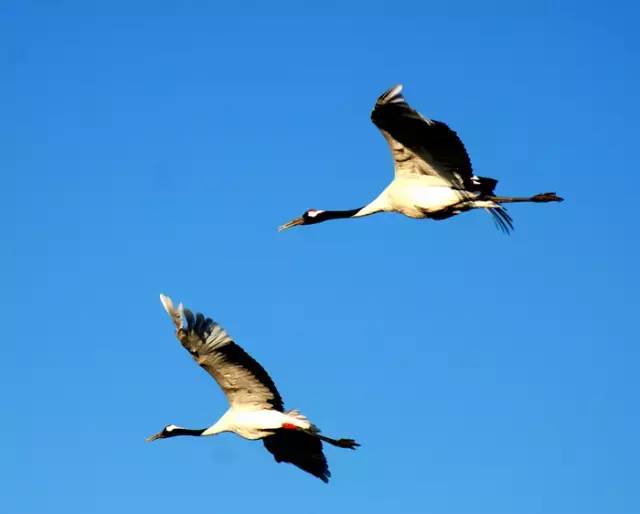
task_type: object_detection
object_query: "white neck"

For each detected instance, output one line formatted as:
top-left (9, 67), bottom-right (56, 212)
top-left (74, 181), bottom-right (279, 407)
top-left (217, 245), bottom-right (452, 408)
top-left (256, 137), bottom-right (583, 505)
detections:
top-left (201, 409), bottom-right (235, 436)
top-left (201, 420), bottom-right (226, 437)
top-left (353, 193), bottom-right (388, 217)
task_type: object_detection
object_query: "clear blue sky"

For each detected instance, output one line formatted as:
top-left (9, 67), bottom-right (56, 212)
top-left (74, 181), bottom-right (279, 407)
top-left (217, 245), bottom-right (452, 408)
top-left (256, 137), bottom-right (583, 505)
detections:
top-left (4, 1), bottom-right (640, 513)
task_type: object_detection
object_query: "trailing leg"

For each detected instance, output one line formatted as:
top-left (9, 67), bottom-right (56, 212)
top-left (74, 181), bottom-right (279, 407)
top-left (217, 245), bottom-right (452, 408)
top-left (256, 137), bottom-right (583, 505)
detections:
top-left (489, 192), bottom-right (564, 204)
top-left (281, 419), bottom-right (360, 449)
top-left (315, 433), bottom-right (360, 449)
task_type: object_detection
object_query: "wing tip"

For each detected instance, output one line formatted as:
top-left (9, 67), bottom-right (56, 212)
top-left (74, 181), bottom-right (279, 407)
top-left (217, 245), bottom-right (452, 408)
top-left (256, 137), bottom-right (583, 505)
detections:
top-left (376, 83), bottom-right (404, 105)
top-left (159, 293), bottom-right (183, 329)
top-left (159, 293), bottom-right (173, 313)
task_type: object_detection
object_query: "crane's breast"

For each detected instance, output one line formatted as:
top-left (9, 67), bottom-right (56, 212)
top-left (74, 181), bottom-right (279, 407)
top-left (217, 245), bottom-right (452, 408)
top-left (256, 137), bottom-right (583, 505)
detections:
top-left (386, 178), bottom-right (465, 217)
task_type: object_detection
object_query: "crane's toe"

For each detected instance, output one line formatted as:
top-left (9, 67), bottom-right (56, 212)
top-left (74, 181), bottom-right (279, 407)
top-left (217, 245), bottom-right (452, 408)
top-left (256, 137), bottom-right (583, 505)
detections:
top-left (532, 192), bottom-right (564, 202)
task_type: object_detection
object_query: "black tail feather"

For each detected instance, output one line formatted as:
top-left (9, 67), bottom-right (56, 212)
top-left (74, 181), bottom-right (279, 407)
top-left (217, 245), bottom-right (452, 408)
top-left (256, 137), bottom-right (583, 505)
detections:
top-left (475, 176), bottom-right (498, 195)
top-left (488, 206), bottom-right (514, 234)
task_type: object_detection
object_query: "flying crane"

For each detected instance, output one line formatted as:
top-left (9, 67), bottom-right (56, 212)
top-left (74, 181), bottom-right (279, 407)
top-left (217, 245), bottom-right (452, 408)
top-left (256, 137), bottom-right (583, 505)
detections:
top-left (146, 294), bottom-right (359, 483)
top-left (279, 84), bottom-right (563, 233)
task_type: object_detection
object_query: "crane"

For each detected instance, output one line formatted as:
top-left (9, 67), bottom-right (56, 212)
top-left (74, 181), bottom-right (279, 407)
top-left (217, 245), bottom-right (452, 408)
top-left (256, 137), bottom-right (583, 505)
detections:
top-left (146, 294), bottom-right (359, 483)
top-left (279, 84), bottom-right (563, 233)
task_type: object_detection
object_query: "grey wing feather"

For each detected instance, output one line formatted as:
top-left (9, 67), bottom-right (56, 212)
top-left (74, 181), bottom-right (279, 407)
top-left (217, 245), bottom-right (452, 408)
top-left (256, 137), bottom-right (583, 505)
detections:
top-left (371, 84), bottom-right (474, 188)
top-left (160, 294), bottom-right (284, 411)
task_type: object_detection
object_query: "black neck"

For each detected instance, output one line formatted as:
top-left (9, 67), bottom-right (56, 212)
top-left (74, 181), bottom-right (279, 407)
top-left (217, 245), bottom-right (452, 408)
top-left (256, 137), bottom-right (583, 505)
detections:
top-left (171, 428), bottom-right (206, 437)
top-left (317, 207), bottom-right (364, 222)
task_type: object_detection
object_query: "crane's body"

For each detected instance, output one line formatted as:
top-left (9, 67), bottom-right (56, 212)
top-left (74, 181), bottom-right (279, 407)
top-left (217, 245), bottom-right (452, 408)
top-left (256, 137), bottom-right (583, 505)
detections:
top-left (362, 175), bottom-right (491, 218)
top-left (279, 84), bottom-right (563, 233)
top-left (200, 408), bottom-right (313, 439)
top-left (146, 294), bottom-right (358, 482)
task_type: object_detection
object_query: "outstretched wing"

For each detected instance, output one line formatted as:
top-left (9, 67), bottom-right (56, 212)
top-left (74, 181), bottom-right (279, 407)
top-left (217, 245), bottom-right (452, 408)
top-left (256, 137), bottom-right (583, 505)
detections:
top-left (262, 429), bottom-right (330, 483)
top-left (160, 294), bottom-right (284, 411)
top-left (371, 84), bottom-right (474, 188)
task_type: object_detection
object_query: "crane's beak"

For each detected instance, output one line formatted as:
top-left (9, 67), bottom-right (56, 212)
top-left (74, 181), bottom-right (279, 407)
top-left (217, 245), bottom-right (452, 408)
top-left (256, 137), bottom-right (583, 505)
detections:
top-left (278, 216), bottom-right (304, 232)
top-left (145, 431), bottom-right (163, 442)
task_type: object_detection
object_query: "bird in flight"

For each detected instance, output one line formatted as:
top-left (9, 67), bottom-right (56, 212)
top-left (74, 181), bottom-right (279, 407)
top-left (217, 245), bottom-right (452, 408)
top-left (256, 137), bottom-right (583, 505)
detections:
top-left (146, 294), bottom-right (359, 483)
top-left (279, 84), bottom-right (563, 233)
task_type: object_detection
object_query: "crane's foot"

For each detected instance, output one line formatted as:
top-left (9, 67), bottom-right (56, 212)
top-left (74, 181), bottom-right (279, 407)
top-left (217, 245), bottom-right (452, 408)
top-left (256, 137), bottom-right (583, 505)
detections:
top-left (532, 192), bottom-right (564, 202)
top-left (333, 438), bottom-right (360, 449)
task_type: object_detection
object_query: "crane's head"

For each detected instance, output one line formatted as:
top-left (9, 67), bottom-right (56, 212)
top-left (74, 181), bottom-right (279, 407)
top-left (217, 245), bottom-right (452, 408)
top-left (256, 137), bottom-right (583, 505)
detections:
top-left (278, 209), bottom-right (326, 231)
top-left (145, 424), bottom-right (182, 442)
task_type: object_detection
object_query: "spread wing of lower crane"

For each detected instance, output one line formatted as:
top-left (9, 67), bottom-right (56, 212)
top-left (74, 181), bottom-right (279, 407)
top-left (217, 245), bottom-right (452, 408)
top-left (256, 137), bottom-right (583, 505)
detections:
top-left (160, 294), bottom-right (284, 411)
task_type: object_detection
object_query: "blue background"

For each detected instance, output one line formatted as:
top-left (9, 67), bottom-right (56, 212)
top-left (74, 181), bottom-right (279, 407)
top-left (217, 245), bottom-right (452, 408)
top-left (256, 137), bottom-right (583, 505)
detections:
top-left (4, 1), bottom-right (639, 513)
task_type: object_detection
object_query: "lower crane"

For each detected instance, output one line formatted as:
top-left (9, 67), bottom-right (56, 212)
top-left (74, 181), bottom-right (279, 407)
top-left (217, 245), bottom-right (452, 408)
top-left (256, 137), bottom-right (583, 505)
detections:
top-left (146, 294), bottom-right (359, 483)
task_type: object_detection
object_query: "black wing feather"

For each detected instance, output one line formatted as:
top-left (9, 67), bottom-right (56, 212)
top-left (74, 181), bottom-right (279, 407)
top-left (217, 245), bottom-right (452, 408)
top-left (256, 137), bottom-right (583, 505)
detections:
top-left (262, 430), bottom-right (331, 483)
top-left (371, 85), bottom-right (475, 187)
